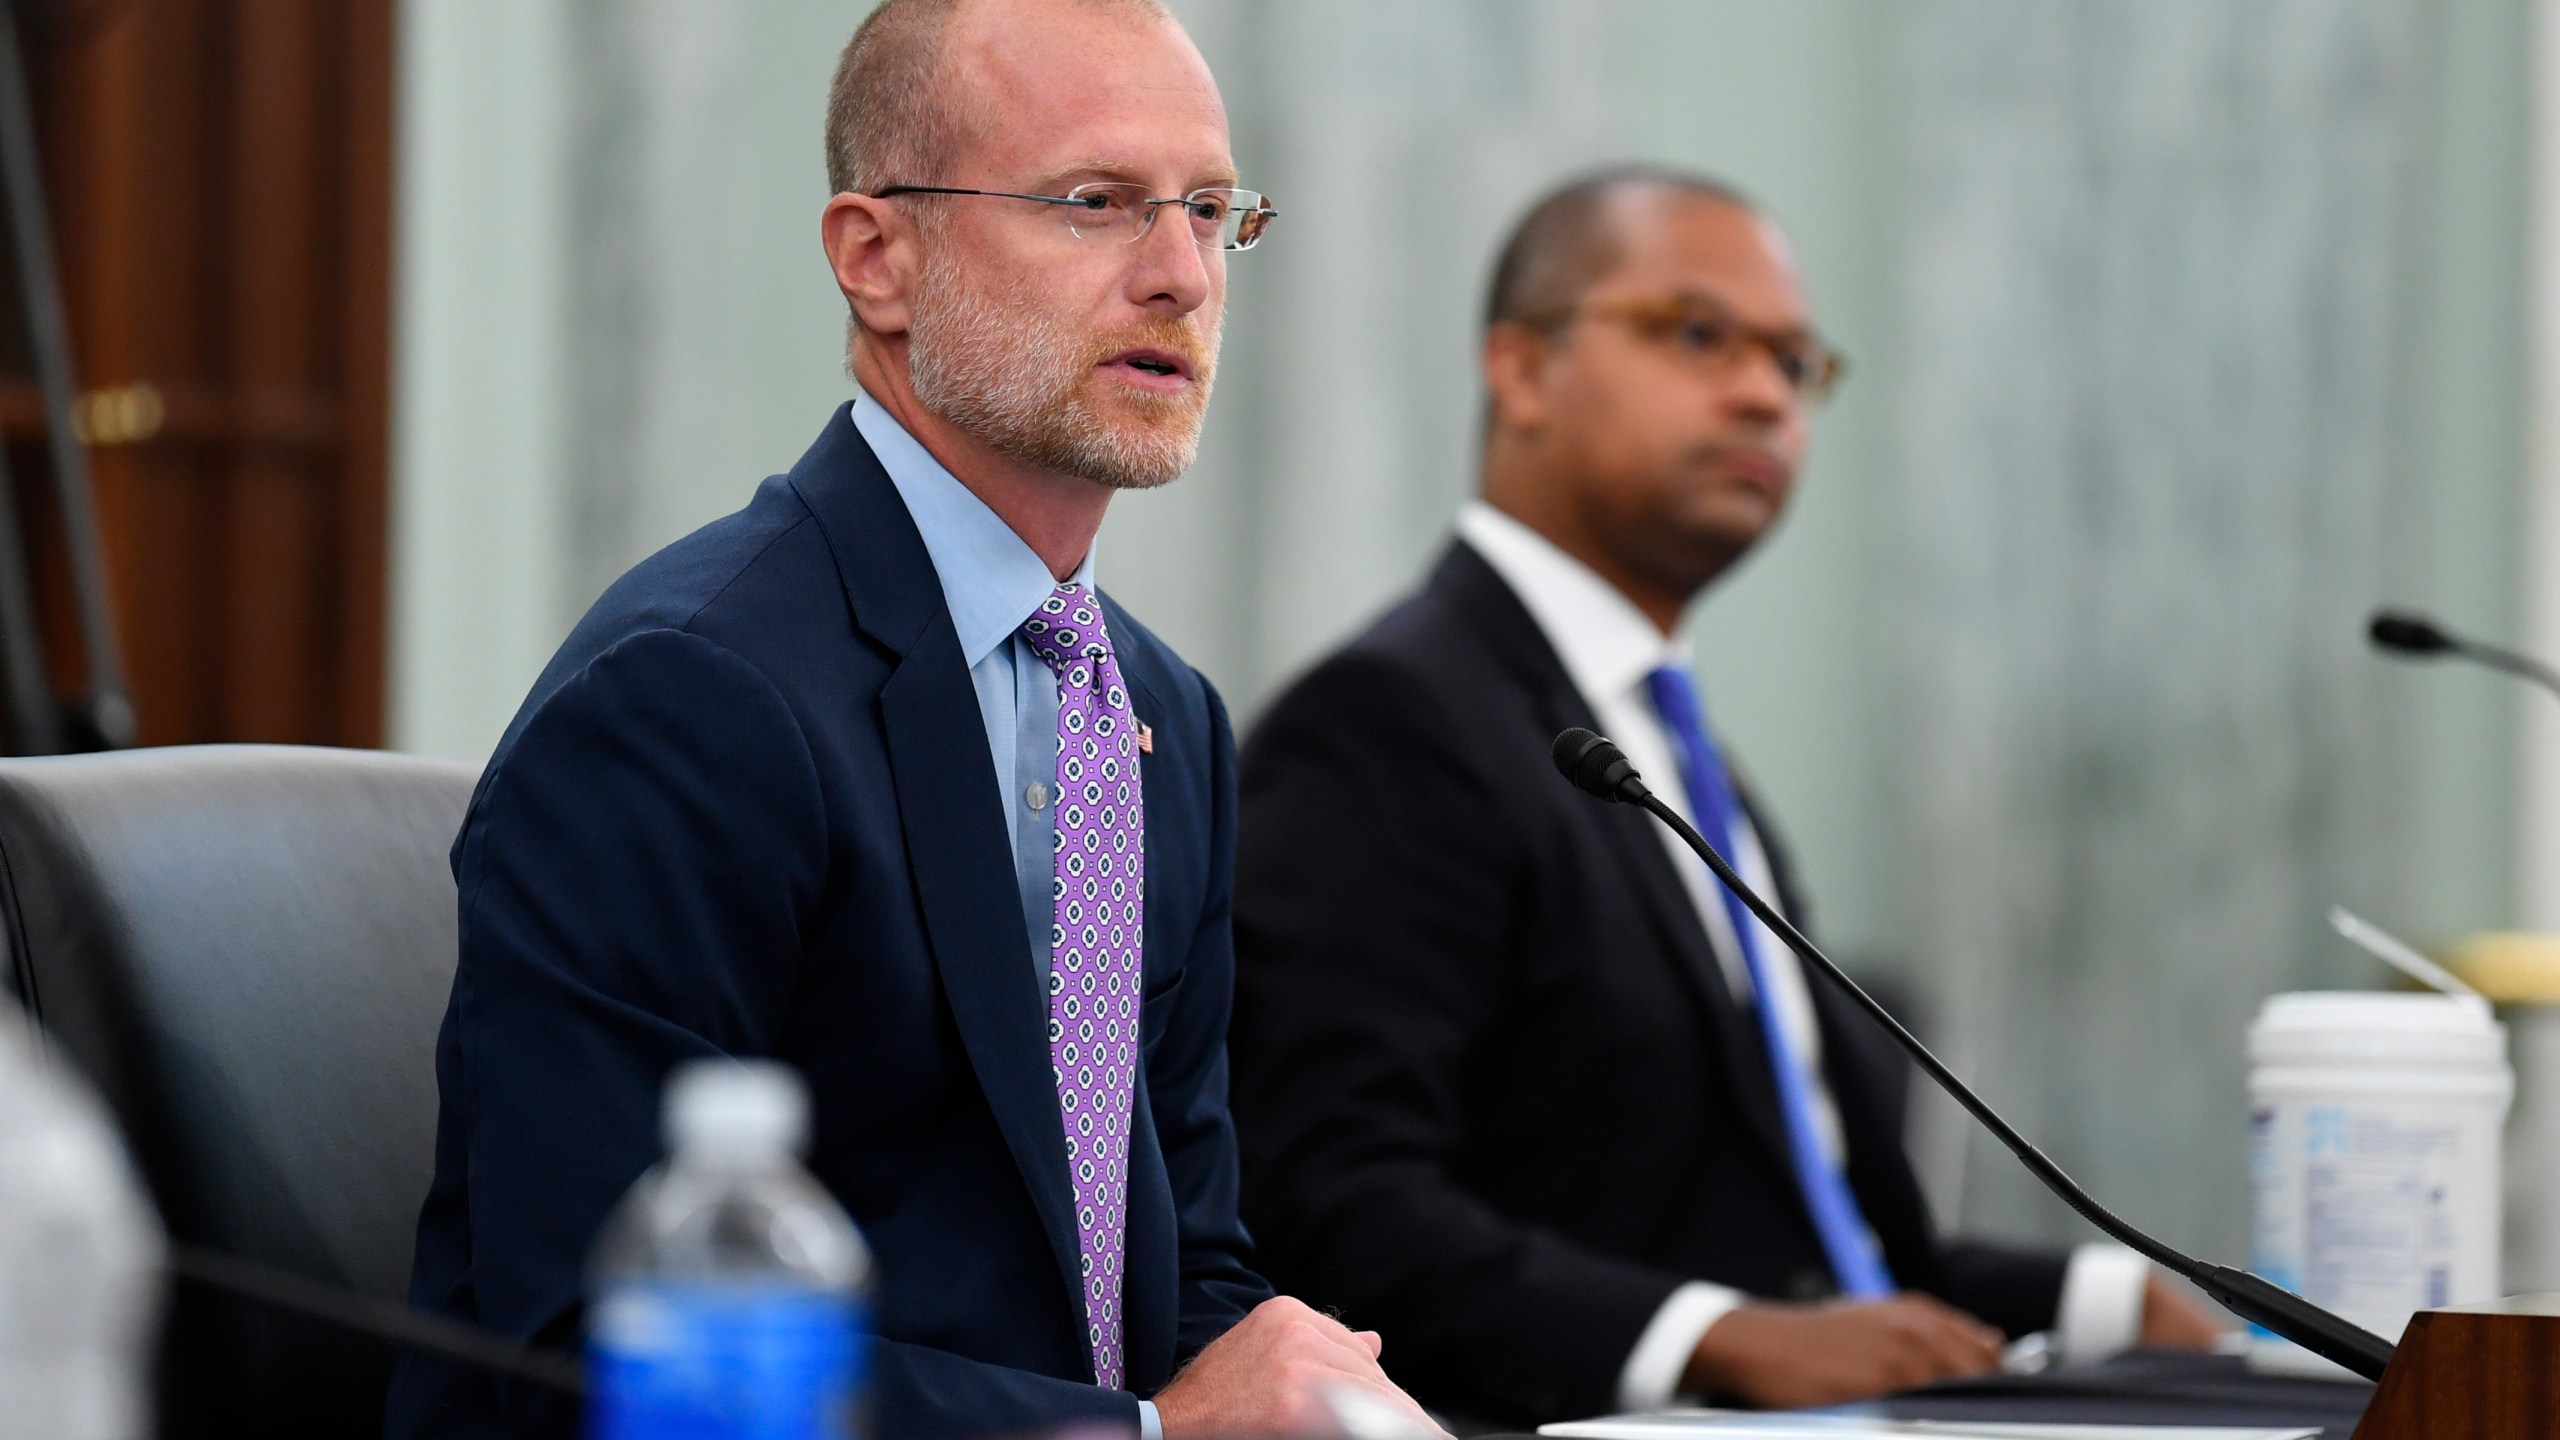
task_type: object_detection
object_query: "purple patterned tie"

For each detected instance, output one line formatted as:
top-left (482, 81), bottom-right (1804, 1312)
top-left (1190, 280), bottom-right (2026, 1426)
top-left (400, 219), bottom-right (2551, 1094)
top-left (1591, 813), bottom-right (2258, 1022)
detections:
top-left (1020, 583), bottom-right (1145, 1391)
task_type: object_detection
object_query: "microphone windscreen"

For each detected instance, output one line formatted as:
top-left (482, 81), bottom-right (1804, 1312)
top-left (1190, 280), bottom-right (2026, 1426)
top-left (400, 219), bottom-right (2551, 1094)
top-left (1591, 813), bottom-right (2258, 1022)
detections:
top-left (2369, 610), bottom-right (2455, 655)
top-left (1552, 728), bottom-right (1633, 801)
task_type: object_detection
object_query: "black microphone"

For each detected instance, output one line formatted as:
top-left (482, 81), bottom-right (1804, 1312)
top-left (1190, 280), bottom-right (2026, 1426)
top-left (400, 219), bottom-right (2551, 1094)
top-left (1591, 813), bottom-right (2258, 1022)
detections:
top-left (1548, 727), bottom-right (2399, 1382)
top-left (2369, 607), bottom-right (2560, 702)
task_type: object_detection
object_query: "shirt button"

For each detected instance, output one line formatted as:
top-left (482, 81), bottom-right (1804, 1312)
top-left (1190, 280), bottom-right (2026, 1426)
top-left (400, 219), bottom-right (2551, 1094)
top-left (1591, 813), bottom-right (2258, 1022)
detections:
top-left (1026, 781), bottom-right (1051, 812)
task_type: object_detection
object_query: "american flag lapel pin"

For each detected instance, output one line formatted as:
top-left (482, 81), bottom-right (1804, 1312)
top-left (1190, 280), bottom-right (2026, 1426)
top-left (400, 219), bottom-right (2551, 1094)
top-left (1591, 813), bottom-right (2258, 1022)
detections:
top-left (1137, 722), bottom-right (1155, 755)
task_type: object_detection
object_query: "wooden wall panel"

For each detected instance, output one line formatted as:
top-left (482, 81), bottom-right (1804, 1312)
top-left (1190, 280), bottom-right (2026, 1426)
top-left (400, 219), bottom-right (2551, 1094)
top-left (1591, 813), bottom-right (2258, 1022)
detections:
top-left (23, 0), bottom-right (392, 747)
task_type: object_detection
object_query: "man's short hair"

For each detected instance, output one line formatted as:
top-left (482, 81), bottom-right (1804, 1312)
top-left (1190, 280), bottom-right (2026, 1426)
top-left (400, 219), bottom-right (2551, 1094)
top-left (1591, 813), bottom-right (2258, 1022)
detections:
top-left (825, 0), bottom-right (1175, 200)
top-left (1483, 165), bottom-right (1755, 331)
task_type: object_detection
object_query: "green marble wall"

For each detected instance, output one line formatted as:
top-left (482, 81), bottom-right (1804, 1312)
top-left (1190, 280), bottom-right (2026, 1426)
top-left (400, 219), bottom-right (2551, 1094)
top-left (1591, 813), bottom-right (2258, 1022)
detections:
top-left (389, 0), bottom-right (2535, 1268)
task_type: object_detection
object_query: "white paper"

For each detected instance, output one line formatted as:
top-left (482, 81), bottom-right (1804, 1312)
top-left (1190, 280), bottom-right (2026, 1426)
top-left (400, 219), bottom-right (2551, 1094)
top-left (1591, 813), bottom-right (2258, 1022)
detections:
top-left (1537, 1411), bottom-right (2317, 1440)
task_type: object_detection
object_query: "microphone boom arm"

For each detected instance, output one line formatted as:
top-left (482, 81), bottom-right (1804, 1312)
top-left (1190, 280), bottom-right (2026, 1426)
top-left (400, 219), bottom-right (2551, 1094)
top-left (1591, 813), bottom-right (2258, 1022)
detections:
top-left (2452, 638), bottom-right (2560, 704)
top-left (1551, 727), bottom-right (2397, 1381)
top-left (169, 1243), bottom-right (586, 1394)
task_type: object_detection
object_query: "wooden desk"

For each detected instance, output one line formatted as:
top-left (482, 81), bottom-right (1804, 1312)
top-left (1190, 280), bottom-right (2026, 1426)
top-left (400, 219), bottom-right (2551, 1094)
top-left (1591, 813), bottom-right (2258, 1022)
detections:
top-left (2354, 1293), bottom-right (2560, 1438)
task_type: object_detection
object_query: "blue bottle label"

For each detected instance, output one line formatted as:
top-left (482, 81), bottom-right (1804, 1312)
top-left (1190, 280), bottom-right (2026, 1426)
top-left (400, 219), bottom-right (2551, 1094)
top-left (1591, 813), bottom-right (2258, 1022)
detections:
top-left (589, 1283), bottom-right (868, 1440)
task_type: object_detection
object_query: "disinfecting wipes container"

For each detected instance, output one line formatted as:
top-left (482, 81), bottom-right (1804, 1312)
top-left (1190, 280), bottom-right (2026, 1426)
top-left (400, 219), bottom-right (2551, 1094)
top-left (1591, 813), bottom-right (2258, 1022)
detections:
top-left (2247, 991), bottom-right (2510, 1374)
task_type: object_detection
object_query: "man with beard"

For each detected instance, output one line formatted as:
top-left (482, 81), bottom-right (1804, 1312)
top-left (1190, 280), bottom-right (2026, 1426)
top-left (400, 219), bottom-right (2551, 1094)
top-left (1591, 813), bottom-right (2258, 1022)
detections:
top-left (386, 3), bottom-right (1440, 1438)
top-left (1228, 169), bottom-right (2222, 1427)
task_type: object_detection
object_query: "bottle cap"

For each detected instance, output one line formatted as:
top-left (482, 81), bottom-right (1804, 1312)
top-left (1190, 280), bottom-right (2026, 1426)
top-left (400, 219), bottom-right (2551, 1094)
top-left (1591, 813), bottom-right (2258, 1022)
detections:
top-left (664, 1059), bottom-right (808, 1163)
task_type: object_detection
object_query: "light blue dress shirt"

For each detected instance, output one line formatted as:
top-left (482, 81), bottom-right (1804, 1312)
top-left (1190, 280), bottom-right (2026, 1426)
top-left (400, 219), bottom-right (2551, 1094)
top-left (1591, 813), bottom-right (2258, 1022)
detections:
top-left (851, 394), bottom-right (1163, 1431)
top-left (853, 391), bottom-right (1084, 983)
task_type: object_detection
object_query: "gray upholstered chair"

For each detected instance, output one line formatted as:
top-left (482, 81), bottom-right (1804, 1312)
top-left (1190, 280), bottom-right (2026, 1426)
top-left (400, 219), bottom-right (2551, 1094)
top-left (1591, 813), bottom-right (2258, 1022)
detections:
top-left (0, 744), bottom-right (478, 1436)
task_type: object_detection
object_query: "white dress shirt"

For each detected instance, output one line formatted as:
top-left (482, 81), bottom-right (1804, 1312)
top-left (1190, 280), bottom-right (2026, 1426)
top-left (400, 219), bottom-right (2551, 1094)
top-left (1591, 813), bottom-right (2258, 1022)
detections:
top-left (1453, 502), bottom-right (2148, 1409)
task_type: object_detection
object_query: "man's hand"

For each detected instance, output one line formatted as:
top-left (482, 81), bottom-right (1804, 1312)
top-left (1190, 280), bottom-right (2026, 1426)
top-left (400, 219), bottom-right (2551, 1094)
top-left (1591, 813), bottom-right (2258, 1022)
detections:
top-left (1153, 1296), bottom-right (1449, 1439)
top-left (2137, 1273), bottom-right (2225, 1350)
top-left (1682, 1294), bottom-right (2005, 1410)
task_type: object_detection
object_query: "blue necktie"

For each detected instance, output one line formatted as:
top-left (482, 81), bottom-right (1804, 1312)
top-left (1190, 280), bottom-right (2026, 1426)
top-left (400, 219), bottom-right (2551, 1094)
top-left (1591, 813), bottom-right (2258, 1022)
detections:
top-left (1644, 663), bottom-right (1895, 1300)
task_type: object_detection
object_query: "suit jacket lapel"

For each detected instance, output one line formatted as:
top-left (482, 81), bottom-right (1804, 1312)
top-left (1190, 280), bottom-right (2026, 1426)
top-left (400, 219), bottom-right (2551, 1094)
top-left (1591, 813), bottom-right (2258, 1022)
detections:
top-left (1432, 543), bottom-right (1796, 1171)
top-left (1552, 696), bottom-right (1796, 1171)
top-left (791, 406), bottom-right (1090, 1355)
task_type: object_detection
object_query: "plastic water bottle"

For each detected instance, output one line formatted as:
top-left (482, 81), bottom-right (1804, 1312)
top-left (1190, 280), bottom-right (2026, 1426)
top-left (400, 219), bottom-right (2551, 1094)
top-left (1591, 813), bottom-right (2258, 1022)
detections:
top-left (588, 1060), bottom-right (872, 1440)
top-left (0, 1000), bottom-right (163, 1440)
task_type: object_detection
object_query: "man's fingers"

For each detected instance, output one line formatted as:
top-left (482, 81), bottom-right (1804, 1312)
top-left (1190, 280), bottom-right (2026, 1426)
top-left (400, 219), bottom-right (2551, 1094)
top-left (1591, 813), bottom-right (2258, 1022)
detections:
top-left (1682, 1298), bottom-right (2013, 1411)
top-left (1323, 1376), bottom-right (1447, 1439)
top-left (1288, 1305), bottom-right (1389, 1368)
top-left (1162, 1298), bottom-right (1441, 1440)
top-left (1856, 1297), bottom-right (1996, 1383)
top-left (1895, 1295), bottom-right (2003, 1349)
top-left (1285, 1359), bottom-right (1441, 1437)
top-left (1241, 1297), bottom-right (1371, 1363)
top-left (1273, 1322), bottom-right (1400, 1392)
top-left (1897, 1308), bottom-right (2003, 1377)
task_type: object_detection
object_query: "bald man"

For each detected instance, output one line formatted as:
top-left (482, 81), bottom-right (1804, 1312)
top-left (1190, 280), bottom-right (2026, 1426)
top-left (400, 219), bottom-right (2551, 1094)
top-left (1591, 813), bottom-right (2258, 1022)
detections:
top-left (387, 3), bottom-right (1439, 1438)
top-left (1229, 168), bottom-right (2220, 1427)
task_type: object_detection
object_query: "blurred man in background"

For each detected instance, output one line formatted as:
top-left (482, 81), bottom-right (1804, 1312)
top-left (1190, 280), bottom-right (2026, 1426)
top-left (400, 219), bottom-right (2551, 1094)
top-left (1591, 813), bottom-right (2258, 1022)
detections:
top-left (388, 3), bottom-right (1439, 1438)
top-left (1229, 167), bottom-right (2221, 1427)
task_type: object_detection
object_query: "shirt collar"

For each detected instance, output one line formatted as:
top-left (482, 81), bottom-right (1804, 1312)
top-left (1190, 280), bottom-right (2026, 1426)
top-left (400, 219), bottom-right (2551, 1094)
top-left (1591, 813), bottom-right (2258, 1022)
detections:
top-left (1454, 500), bottom-right (1684, 704)
top-left (852, 388), bottom-right (1097, 667)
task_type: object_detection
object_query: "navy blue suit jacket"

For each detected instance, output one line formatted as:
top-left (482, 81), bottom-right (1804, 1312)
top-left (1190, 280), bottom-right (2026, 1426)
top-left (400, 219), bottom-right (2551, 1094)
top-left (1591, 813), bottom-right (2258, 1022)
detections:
top-left (386, 405), bottom-right (1271, 1440)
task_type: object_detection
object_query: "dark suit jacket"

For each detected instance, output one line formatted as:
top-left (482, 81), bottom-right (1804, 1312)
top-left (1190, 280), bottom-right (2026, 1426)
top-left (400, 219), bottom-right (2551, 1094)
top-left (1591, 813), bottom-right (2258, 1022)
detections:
top-left (1230, 542), bottom-right (2067, 1426)
top-left (387, 405), bottom-right (1270, 1440)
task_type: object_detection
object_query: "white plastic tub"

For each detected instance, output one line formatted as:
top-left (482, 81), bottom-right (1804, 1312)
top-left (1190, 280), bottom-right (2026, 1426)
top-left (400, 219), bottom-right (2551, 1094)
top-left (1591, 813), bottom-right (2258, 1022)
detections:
top-left (2246, 991), bottom-right (2511, 1374)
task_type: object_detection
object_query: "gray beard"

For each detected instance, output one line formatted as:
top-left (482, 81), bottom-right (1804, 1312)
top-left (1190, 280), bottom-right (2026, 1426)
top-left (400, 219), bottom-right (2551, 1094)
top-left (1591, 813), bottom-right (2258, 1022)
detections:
top-left (906, 259), bottom-right (1218, 491)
